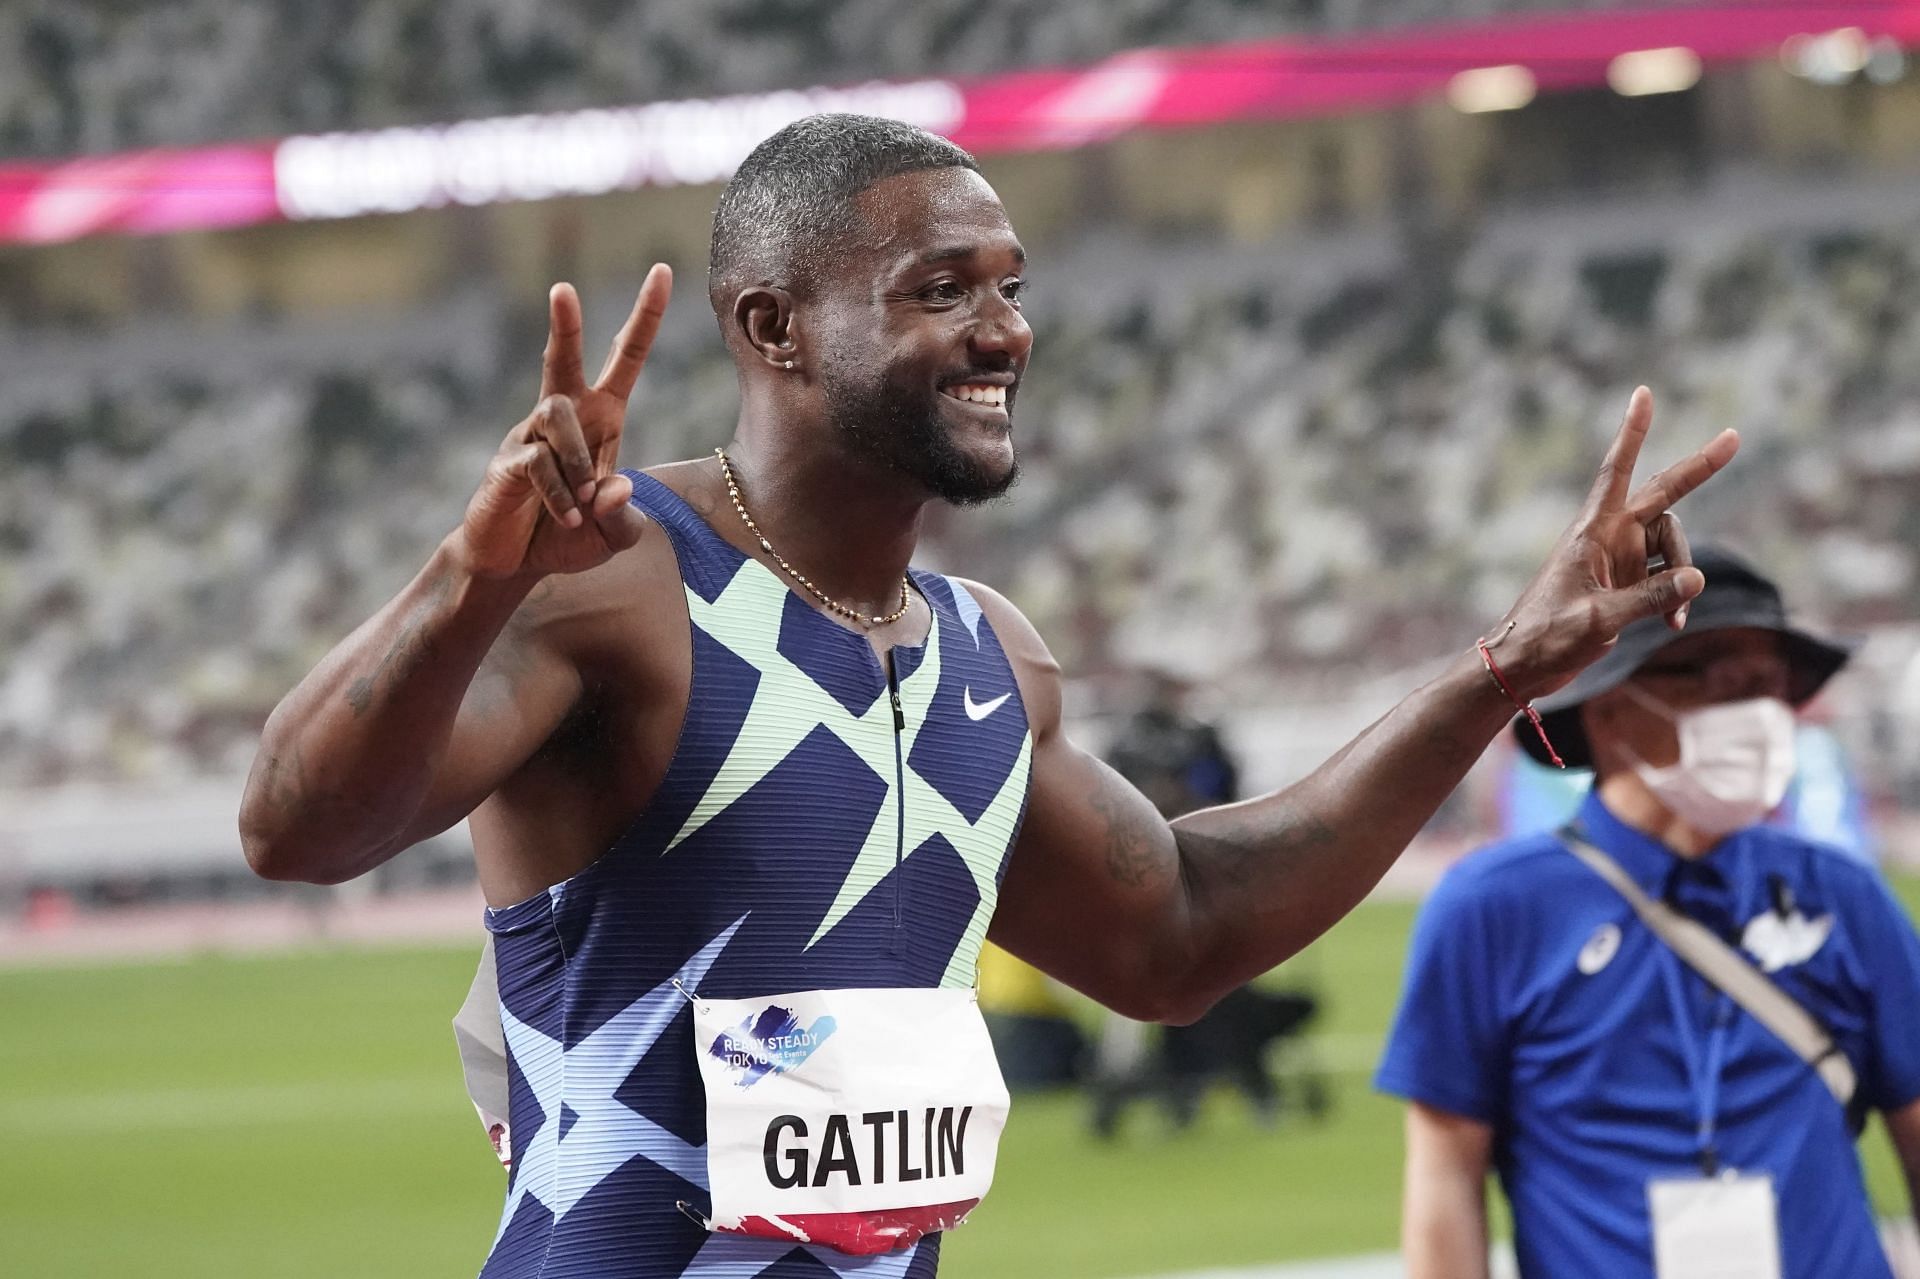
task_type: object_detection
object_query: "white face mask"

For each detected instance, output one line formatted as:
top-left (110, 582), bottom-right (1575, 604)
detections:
top-left (1621, 689), bottom-right (1798, 838)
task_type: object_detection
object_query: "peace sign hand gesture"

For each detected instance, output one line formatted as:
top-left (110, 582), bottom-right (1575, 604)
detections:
top-left (1491, 387), bottom-right (1740, 703)
top-left (454, 264), bottom-right (673, 581)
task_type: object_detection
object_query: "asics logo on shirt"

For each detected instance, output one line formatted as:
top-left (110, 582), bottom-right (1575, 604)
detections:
top-left (1577, 922), bottom-right (1622, 975)
top-left (963, 688), bottom-right (1012, 721)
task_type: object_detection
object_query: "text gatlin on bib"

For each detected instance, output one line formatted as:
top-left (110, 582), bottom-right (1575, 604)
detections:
top-left (687, 985), bottom-right (1010, 1254)
top-left (454, 963), bottom-right (1011, 1255)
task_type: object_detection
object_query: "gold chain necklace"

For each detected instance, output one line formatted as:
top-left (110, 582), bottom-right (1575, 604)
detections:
top-left (715, 447), bottom-right (911, 628)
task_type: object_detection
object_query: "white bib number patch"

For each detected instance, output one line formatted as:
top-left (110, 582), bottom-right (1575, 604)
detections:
top-left (691, 986), bottom-right (1009, 1255)
top-left (1648, 1173), bottom-right (1782, 1279)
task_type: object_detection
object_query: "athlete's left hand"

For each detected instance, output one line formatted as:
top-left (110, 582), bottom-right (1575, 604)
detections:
top-left (1487, 386), bottom-right (1739, 703)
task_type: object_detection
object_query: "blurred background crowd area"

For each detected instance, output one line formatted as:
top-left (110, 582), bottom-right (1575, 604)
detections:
top-left (3, 0), bottom-right (1692, 158)
top-left (4, 0), bottom-right (1920, 903)
top-left (9, 199), bottom-right (1920, 796)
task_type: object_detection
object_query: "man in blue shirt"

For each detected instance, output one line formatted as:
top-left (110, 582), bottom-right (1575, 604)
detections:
top-left (1377, 547), bottom-right (1920, 1278)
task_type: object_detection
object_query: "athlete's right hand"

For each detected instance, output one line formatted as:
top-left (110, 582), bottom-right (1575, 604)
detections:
top-left (453, 264), bottom-right (673, 580)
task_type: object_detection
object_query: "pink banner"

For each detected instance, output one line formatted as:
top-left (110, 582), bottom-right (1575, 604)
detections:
top-left (0, 145), bottom-right (279, 245)
top-left (3, 1), bottom-right (1917, 246)
top-left (946, 1), bottom-right (1920, 150)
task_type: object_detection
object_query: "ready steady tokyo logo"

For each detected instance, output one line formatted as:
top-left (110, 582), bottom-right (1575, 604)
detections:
top-left (707, 1005), bottom-right (838, 1088)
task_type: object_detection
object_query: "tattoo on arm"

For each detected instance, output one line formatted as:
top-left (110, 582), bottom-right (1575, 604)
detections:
top-left (255, 737), bottom-right (353, 820)
top-left (344, 571), bottom-right (454, 716)
top-left (1091, 768), bottom-right (1340, 895)
top-left (1093, 781), bottom-right (1170, 889)
top-left (258, 742), bottom-right (302, 811)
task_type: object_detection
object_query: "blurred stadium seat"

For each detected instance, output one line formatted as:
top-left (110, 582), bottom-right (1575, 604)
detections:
top-left (5, 182), bottom-right (1919, 814)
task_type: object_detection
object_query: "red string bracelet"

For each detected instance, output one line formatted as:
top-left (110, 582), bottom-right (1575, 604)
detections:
top-left (1478, 623), bottom-right (1565, 769)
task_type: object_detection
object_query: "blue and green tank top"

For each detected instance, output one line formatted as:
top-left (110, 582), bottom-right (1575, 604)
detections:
top-left (478, 470), bottom-right (1033, 1279)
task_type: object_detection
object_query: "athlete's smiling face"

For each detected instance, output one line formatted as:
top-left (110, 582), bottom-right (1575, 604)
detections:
top-left (808, 166), bottom-right (1032, 505)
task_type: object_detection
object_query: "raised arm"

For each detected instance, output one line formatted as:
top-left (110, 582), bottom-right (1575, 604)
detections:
top-left (239, 268), bottom-right (671, 886)
top-left (988, 388), bottom-right (1738, 1020)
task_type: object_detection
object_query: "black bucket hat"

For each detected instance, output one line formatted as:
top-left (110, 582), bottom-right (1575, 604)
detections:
top-left (1515, 545), bottom-right (1852, 769)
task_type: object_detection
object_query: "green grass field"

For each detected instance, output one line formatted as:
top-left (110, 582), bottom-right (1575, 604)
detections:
top-left (4, 883), bottom-right (1915, 1277)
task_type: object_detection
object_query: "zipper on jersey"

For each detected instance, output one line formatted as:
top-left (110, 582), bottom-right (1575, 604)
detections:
top-left (886, 658), bottom-right (907, 947)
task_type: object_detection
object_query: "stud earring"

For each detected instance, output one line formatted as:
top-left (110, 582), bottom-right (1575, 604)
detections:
top-left (783, 360), bottom-right (795, 370)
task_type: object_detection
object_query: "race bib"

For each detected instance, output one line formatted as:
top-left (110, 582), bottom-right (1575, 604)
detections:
top-left (690, 986), bottom-right (1010, 1255)
top-left (1648, 1172), bottom-right (1782, 1279)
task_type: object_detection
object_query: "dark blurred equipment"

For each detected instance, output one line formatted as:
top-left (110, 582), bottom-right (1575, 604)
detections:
top-left (1160, 986), bottom-right (1323, 1128)
top-left (1091, 673), bottom-right (1328, 1136)
top-left (1104, 672), bottom-right (1241, 819)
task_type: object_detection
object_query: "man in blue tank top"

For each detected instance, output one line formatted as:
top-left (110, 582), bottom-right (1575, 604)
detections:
top-left (241, 114), bottom-right (1740, 1277)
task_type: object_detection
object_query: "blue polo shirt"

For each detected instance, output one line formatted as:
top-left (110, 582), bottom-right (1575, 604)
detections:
top-left (1376, 792), bottom-right (1920, 1278)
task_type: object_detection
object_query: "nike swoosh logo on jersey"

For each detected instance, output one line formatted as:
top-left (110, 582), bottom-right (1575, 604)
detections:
top-left (963, 688), bottom-right (1012, 721)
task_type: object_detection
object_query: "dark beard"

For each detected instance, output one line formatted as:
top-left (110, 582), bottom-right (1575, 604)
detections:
top-left (820, 362), bottom-right (1018, 506)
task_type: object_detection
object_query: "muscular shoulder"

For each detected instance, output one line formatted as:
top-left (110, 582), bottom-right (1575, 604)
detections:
top-left (950, 577), bottom-right (1064, 741)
